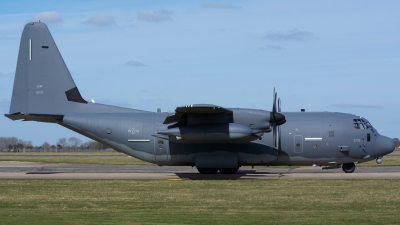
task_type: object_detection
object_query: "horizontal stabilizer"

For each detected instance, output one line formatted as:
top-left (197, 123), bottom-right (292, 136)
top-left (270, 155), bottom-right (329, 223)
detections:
top-left (5, 112), bottom-right (63, 123)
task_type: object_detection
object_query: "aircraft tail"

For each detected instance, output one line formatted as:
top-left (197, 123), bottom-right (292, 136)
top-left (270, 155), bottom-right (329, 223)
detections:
top-left (6, 22), bottom-right (144, 122)
top-left (8, 22), bottom-right (86, 116)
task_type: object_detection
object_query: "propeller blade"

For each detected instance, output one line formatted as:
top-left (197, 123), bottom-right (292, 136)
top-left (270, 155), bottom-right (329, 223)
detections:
top-left (278, 98), bottom-right (281, 113)
top-left (277, 126), bottom-right (281, 150)
top-left (272, 92), bottom-right (277, 113)
top-left (273, 122), bottom-right (277, 148)
top-left (273, 88), bottom-right (275, 102)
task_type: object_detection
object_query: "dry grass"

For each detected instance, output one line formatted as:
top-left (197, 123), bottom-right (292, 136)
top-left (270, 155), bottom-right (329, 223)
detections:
top-left (0, 152), bottom-right (152, 165)
top-left (0, 180), bottom-right (399, 224)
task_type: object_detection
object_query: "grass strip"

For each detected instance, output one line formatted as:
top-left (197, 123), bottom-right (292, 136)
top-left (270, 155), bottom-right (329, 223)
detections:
top-left (0, 179), bottom-right (399, 225)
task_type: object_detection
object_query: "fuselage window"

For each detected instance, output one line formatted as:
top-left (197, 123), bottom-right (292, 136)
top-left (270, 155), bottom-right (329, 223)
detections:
top-left (367, 134), bottom-right (370, 142)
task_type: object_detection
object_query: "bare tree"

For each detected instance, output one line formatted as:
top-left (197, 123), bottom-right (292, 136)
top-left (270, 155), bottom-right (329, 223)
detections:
top-left (0, 137), bottom-right (19, 151)
top-left (57, 138), bottom-right (67, 150)
top-left (90, 141), bottom-right (101, 149)
top-left (23, 140), bottom-right (33, 149)
top-left (25, 140), bottom-right (33, 149)
top-left (42, 142), bottom-right (51, 151)
top-left (81, 140), bottom-right (104, 150)
top-left (68, 137), bottom-right (81, 150)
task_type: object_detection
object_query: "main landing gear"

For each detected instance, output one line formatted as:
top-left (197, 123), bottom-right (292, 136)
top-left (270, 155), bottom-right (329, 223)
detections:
top-left (342, 162), bottom-right (356, 173)
top-left (197, 168), bottom-right (239, 174)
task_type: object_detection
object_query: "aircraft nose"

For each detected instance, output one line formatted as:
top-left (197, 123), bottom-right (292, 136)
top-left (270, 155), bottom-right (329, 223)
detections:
top-left (375, 135), bottom-right (395, 156)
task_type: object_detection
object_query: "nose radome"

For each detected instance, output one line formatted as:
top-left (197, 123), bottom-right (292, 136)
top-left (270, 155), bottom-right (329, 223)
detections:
top-left (375, 135), bottom-right (395, 156)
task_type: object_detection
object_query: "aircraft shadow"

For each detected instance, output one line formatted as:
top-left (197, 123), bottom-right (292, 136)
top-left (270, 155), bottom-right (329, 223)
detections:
top-left (175, 170), bottom-right (284, 180)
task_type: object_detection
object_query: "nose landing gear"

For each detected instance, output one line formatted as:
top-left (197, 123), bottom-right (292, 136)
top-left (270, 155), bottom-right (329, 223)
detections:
top-left (376, 157), bottom-right (382, 164)
top-left (342, 162), bottom-right (356, 173)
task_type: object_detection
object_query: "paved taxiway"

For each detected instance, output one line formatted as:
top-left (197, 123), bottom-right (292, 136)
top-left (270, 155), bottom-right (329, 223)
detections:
top-left (0, 161), bottom-right (399, 180)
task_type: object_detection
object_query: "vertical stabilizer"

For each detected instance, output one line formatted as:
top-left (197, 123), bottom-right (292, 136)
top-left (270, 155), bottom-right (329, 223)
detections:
top-left (9, 22), bottom-right (86, 115)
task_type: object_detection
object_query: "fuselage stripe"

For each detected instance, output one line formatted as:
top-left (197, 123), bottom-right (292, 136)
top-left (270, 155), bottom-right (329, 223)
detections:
top-left (128, 139), bottom-right (150, 142)
top-left (304, 138), bottom-right (322, 141)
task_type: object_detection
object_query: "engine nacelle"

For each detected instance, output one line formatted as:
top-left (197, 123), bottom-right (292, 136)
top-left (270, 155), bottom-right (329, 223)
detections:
top-left (157, 123), bottom-right (252, 142)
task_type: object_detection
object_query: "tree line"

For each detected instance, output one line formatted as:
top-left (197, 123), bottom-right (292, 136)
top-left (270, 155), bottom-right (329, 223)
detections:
top-left (0, 137), bottom-right (109, 152)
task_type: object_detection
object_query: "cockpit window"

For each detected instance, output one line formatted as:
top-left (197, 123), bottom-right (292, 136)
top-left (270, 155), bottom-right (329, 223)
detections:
top-left (353, 119), bottom-right (373, 129)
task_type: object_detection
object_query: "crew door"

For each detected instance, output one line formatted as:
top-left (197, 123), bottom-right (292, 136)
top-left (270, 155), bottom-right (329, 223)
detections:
top-left (154, 120), bottom-right (170, 161)
top-left (154, 138), bottom-right (170, 161)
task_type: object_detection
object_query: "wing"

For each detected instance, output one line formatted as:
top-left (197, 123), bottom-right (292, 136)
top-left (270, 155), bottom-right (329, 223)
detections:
top-left (159, 104), bottom-right (261, 143)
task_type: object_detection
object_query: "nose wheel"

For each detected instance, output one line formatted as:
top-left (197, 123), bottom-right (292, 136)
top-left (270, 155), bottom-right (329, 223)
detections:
top-left (342, 162), bottom-right (356, 173)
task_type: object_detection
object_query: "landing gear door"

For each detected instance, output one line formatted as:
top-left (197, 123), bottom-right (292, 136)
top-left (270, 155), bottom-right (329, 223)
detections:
top-left (154, 138), bottom-right (170, 161)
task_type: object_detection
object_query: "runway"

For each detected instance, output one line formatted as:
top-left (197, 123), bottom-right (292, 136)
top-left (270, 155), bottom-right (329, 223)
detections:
top-left (0, 161), bottom-right (399, 180)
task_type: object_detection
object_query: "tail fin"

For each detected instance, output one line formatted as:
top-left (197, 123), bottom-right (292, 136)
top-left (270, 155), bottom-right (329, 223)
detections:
top-left (9, 22), bottom-right (87, 116)
top-left (6, 22), bottom-right (147, 122)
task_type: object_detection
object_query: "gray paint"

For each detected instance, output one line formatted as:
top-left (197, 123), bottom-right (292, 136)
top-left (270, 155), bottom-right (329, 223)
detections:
top-left (5, 22), bottom-right (395, 173)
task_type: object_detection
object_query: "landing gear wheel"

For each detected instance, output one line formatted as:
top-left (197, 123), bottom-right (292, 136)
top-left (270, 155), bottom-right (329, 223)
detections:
top-left (342, 162), bottom-right (356, 173)
top-left (219, 168), bottom-right (239, 174)
top-left (197, 168), bottom-right (218, 174)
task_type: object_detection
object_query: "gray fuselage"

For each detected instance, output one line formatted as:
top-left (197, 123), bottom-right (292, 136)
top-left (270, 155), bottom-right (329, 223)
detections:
top-left (61, 109), bottom-right (394, 167)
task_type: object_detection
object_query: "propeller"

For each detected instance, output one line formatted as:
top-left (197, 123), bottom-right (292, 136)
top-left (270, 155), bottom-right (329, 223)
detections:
top-left (270, 88), bottom-right (286, 149)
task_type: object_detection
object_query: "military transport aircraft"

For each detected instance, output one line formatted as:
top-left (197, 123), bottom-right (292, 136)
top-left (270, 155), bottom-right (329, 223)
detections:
top-left (5, 22), bottom-right (395, 174)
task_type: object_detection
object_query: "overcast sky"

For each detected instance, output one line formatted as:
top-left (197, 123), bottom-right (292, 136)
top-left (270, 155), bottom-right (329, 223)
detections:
top-left (0, 0), bottom-right (399, 146)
